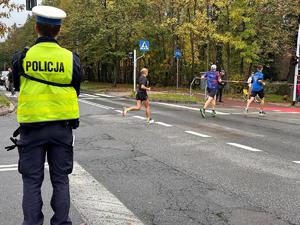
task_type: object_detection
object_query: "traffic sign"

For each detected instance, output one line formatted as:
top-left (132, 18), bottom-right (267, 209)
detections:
top-left (175, 49), bottom-right (182, 59)
top-left (128, 52), bottom-right (133, 59)
top-left (139, 40), bottom-right (150, 52)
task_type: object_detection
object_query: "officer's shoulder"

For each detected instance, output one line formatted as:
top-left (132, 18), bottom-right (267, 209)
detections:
top-left (72, 51), bottom-right (80, 57)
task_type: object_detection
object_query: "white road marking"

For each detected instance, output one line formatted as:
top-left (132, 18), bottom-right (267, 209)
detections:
top-left (0, 164), bottom-right (18, 168)
top-left (80, 97), bottom-right (98, 100)
top-left (95, 93), bottom-right (114, 98)
top-left (79, 99), bottom-right (114, 110)
top-left (273, 111), bottom-right (300, 114)
top-left (0, 163), bottom-right (48, 172)
top-left (0, 168), bottom-right (18, 172)
top-left (154, 102), bottom-right (230, 115)
top-left (227, 143), bottom-right (263, 152)
top-left (155, 122), bottom-right (173, 127)
top-left (231, 112), bottom-right (259, 115)
top-left (79, 93), bottom-right (98, 98)
top-left (185, 131), bottom-right (211, 138)
top-left (70, 162), bottom-right (144, 225)
top-left (114, 110), bottom-right (123, 113)
top-left (293, 161), bottom-right (300, 164)
top-left (133, 116), bottom-right (146, 120)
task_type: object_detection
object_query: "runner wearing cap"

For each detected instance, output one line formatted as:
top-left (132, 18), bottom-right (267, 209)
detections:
top-left (200, 64), bottom-right (222, 118)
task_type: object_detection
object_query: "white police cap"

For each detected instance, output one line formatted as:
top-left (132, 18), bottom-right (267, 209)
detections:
top-left (32, 6), bottom-right (66, 25)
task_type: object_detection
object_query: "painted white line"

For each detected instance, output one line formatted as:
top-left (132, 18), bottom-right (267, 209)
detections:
top-left (133, 116), bottom-right (146, 120)
top-left (0, 164), bottom-right (18, 168)
top-left (231, 112), bottom-right (259, 115)
top-left (95, 93), bottom-right (114, 98)
top-left (70, 162), bottom-right (144, 225)
top-left (273, 111), bottom-right (300, 114)
top-left (155, 122), bottom-right (173, 127)
top-left (79, 99), bottom-right (114, 110)
top-left (79, 93), bottom-right (98, 98)
top-left (114, 110), bottom-right (123, 113)
top-left (0, 168), bottom-right (18, 172)
top-left (185, 131), bottom-right (211, 138)
top-left (227, 143), bottom-right (262, 152)
top-left (80, 97), bottom-right (99, 100)
top-left (0, 163), bottom-right (48, 172)
top-left (293, 161), bottom-right (300, 164)
top-left (154, 102), bottom-right (230, 115)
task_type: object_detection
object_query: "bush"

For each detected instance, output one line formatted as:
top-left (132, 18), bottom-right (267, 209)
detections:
top-left (265, 82), bottom-right (291, 95)
top-left (227, 74), bottom-right (245, 94)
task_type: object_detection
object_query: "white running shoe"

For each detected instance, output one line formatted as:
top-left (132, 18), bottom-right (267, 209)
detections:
top-left (122, 107), bottom-right (127, 117)
top-left (147, 118), bottom-right (155, 124)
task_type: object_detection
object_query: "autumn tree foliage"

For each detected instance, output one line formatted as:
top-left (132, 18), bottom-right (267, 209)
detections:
top-left (1, 0), bottom-right (299, 85)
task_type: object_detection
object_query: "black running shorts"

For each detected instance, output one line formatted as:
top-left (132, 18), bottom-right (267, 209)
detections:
top-left (207, 88), bottom-right (218, 97)
top-left (136, 92), bottom-right (148, 101)
top-left (251, 90), bottom-right (264, 99)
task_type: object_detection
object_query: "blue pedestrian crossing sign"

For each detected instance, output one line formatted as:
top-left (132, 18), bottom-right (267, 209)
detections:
top-left (139, 40), bottom-right (150, 52)
top-left (175, 49), bottom-right (182, 59)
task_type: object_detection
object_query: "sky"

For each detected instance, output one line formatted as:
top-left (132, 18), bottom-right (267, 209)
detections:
top-left (1, 0), bottom-right (43, 41)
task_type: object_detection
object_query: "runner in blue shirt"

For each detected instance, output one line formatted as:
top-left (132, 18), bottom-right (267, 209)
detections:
top-left (245, 65), bottom-right (266, 115)
top-left (200, 64), bottom-right (222, 118)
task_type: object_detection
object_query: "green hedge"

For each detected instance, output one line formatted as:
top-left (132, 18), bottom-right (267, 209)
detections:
top-left (264, 82), bottom-right (292, 95)
top-left (226, 74), bottom-right (292, 96)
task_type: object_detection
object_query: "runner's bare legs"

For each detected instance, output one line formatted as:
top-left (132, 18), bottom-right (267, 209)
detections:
top-left (260, 98), bottom-right (265, 111)
top-left (246, 97), bottom-right (255, 110)
top-left (144, 99), bottom-right (151, 119)
top-left (123, 100), bottom-right (142, 116)
top-left (203, 96), bottom-right (214, 110)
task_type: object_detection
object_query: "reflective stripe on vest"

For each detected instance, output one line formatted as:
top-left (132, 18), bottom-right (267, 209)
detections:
top-left (17, 42), bottom-right (79, 123)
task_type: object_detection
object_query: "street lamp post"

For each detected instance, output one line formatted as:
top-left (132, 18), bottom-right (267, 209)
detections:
top-left (292, 24), bottom-right (300, 104)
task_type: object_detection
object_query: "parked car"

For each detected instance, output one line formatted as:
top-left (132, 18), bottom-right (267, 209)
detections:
top-left (0, 71), bottom-right (9, 90)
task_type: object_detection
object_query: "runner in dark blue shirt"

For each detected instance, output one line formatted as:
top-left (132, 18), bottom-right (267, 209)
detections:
top-left (244, 65), bottom-right (266, 115)
top-left (200, 64), bottom-right (221, 118)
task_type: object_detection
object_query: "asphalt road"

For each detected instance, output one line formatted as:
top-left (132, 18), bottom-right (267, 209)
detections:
top-left (0, 90), bottom-right (299, 225)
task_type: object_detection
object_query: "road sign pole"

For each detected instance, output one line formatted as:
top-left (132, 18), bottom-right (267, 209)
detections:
top-left (292, 24), bottom-right (300, 104)
top-left (133, 49), bottom-right (137, 93)
top-left (176, 58), bottom-right (179, 89)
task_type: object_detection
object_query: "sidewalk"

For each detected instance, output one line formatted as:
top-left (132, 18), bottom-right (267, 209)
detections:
top-left (217, 97), bottom-right (300, 113)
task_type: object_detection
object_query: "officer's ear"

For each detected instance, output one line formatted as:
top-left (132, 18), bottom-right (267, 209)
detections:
top-left (34, 24), bottom-right (44, 37)
top-left (34, 24), bottom-right (40, 35)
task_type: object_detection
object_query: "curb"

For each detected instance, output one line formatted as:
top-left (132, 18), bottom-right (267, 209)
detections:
top-left (0, 103), bottom-right (16, 116)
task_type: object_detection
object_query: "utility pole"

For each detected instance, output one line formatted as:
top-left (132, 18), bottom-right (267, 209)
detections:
top-left (133, 49), bottom-right (137, 93)
top-left (292, 24), bottom-right (300, 104)
top-left (176, 57), bottom-right (179, 89)
top-left (26, 0), bottom-right (37, 11)
top-left (133, 50), bottom-right (145, 92)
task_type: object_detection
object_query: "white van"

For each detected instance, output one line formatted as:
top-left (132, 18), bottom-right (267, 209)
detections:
top-left (0, 71), bottom-right (9, 90)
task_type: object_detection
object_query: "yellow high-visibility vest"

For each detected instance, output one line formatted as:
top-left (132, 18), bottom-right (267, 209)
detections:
top-left (17, 42), bottom-right (79, 123)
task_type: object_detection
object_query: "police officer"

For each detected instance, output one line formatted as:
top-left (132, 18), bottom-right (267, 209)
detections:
top-left (11, 6), bottom-right (85, 225)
